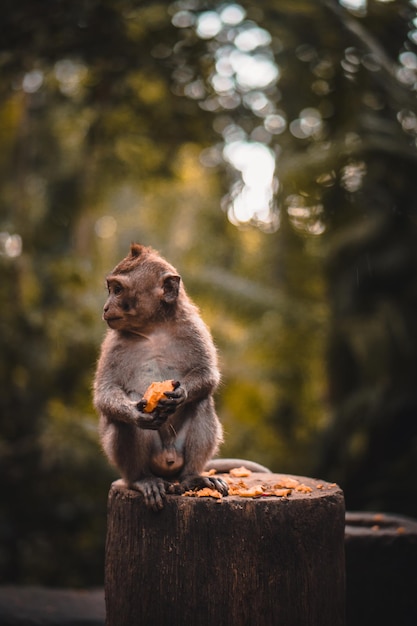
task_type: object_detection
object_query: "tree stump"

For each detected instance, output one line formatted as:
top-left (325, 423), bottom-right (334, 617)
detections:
top-left (105, 473), bottom-right (345, 626)
top-left (345, 511), bottom-right (417, 626)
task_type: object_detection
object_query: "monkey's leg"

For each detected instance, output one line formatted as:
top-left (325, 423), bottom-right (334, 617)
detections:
top-left (126, 425), bottom-right (181, 511)
top-left (177, 400), bottom-right (229, 496)
top-left (103, 422), bottom-right (173, 511)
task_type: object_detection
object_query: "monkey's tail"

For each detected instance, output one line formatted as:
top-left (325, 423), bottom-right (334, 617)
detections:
top-left (205, 458), bottom-right (272, 474)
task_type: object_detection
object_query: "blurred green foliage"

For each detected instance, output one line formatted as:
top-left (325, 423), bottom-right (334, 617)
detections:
top-left (1, 0), bottom-right (417, 586)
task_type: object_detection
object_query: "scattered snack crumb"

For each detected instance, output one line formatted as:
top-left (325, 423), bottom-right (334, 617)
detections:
top-left (229, 484), bottom-right (264, 497)
top-left (183, 487), bottom-right (223, 499)
top-left (202, 469), bottom-right (217, 476)
top-left (272, 488), bottom-right (292, 497)
top-left (182, 473), bottom-right (337, 502)
top-left (229, 466), bottom-right (252, 478)
top-left (295, 484), bottom-right (313, 494)
top-left (273, 478), bottom-right (300, 489)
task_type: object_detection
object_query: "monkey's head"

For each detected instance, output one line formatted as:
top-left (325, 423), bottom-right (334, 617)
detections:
top-left (103, 243), bottom-right (182, 333)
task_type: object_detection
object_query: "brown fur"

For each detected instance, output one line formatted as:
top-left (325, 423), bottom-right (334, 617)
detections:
top-left (93, 244), bottom-right (228, 510)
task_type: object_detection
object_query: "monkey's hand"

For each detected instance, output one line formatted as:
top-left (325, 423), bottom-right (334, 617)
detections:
top-left (157, 381), bottom-right (187, 417)
top-left (135, 402), bottom-right (168, 430)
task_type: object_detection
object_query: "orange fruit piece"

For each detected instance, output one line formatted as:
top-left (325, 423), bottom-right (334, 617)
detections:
top-left (142, 380), bottom-right (175, 413)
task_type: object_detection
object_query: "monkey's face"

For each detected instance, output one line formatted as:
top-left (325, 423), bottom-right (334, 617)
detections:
top-left (103, 265), bottom-right (181, 333)
top-left (103, 276), bottom-right (133, 329)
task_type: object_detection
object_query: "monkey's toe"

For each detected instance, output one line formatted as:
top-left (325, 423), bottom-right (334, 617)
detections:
top-left (208, 476), bottom-right (229, 496)
top-left (132, 478), bottom-right (168, 511)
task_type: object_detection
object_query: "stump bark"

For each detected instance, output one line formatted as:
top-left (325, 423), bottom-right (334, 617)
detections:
top-left (105, 474), bottom-right (345, 626)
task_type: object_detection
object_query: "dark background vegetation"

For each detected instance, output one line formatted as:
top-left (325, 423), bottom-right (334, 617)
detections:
top-left (1, 0), bottom-right (417, 587)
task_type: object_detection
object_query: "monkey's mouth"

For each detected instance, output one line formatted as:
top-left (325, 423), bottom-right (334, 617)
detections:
top-left (104, 316), bottom-right (123, 326)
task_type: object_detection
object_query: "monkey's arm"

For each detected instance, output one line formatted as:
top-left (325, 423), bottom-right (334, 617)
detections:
top-left (94, 380), bottom-right (152, 426)
top-left (157, 363), bottom-right (220, 416)
top-left (94, 332), bottom-right (170, 428)
top-left (180, 322), bottom-right (221, 401)
top-left (93, 368), bottom-right (152, 428)
top-left (95, 374), bottom-right (174, 430)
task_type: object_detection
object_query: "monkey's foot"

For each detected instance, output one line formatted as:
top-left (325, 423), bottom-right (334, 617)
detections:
top-left (130, 477), bottom-right (171, 511)
top-left (179, 474), bottom-right (229, 496)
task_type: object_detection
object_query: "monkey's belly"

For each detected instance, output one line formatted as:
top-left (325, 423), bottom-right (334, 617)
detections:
top-left (149, 447), bottom-right (184, 478)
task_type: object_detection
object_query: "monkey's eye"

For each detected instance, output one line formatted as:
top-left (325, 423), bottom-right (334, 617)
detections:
top-left (113, 284), bottom-right (123, 295)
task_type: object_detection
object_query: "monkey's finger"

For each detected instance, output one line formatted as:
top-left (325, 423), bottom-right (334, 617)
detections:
top-left (134, 479), bottom-right (166, 511)
top-left (159, 395), bottom-right (178, 403)
top-left (179, 475), bottom-right (215, 492)
top-left (146, 485), bottom-right (166, 511)
top-left (154, 399), bottom-right (177, 413)
top-left (136, 399), bottom-right (148, 411)
top-left (162, 393), bottom-right (183, 401)
top-left (158, 398), bottom-right (181, 410)
top-left (157, 399), bottom-right (183, 417)
top-left (209, 477), bottom-right (229, 496)
top-left (154, 411), bottom-right (175, 423)
top-left (161, 389), bottom-right (186, 405)
top-left (144, 481), bottom-right (165, 510)
top-left (167, 483), bottom-right (183, 495)
top-left (136, 415), bottom-right (168, 429)
top-left (179, 475), bottom-right (229, 496)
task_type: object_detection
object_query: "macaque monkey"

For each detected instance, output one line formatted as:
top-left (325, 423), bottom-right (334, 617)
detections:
top-left (93, 243), bottom-right (228, 510)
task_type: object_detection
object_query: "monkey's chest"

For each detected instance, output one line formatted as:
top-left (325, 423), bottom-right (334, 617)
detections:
top-left (126, 337), bottom-right (182, 395)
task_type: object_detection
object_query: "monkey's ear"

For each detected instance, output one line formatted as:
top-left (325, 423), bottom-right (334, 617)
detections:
top-left (130, 243), bottom-right (145, 258)
top-left (162, 273), bottom-right (181, 303)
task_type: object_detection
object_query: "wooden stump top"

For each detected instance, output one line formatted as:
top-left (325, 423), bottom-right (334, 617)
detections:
top-left (110, 471), bottom-right (342, 507)
top-left (106, 472), bottom-right (345, 626)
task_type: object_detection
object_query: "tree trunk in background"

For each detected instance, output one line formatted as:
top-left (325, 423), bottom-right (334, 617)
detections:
top-left (345, 511), bottom-right (417, 626)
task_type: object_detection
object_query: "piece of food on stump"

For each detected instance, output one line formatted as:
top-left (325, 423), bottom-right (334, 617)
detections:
top-left (229, 466), bottom-right (252, 478)
top-left (142, 380), bottom-right (176, 413)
